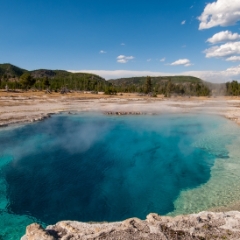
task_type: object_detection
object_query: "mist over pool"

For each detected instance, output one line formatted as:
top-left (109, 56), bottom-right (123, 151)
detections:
top-left (1, 113), bottom-right (240, 239)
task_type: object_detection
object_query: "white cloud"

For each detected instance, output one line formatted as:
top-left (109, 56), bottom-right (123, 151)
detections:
top-left (226, 56), bottom-right (240, 62)
top-left (207, 31), bottom-right (240, 44)
top-left (181, 20), bottom-right (186, 25)
top-left (121, 43), bottom-right (125, 46)
top-left (117, 55), bottom-right (134, 63)
top-left (147, 59), bottom-right (151, 62)
top-left (170, 59), bottom-right (193, 67)
top-left (160, 58), bottom-right (166, 62)
top-left (204, 41), bottom-right (240, 58)
top-left (99, 50), bottom-right (106, 54)
top-left (117, 55), bottom-right (126, 59)
top-left (117, 59), bottom-right (126, 63)
top-left (198, 0), bottom-right (240, 30)
top-left (225, 64), bottom-right (240, 75)
top-left (68, 67), bottom-right (240, 83)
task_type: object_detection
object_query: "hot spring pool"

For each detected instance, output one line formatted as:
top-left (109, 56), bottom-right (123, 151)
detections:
top-left (1, 113), bottom-right (240, 239)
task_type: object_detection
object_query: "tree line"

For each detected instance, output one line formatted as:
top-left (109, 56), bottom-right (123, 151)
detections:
top-left (3, 72), bottom-right (240, 97)
top-left (0, 72), bottom-right (112, 93)
top-left (226, 81), bottom-right (240, 96)
top-left (0, 73), bottom-right (211, 96)
top-left (109, 76), bottom-right (211, 97)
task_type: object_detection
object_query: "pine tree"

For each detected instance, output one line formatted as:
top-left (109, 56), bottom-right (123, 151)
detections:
top-left (145, 76), bottom-right (152, 94)
top-left (165, 80), bottom-right (172, 97)
top-left (43, 77), bottom-right (50, 89)
top-left (20, 73), bottom-right (36, 90)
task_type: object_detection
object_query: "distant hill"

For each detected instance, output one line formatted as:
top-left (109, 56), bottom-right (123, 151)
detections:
top-left (30, 69), bottom-right (108, 91)
top-left (0, 63), bottom-right (109, 91)
top-left (108, 75), bottom-right (212, 96)
top-left (0, 64), bottom-right (231, 96)
top-left (0, 63), bottom-right (27, 78)
top-left (109, 76), bottom-right (203, 86)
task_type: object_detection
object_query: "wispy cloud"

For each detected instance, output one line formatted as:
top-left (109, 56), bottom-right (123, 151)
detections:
top-left (99, 50), bottom-right (106, 54)
top-left (170, 59), bottom-right (193, 67)
top-left (147, 59), bottom-right (151, 62)
top-left (121, 43), bottom-right (125, 46)
top-left (117, 55), bottom-right (134, 63)
top-left (160, 58), bottom-right (166, 62)
top-left (181, 20), bottom-right (186, 25)
top-left (198, 0), bottom-right (240, 30)
top-left (226, 56), bottom-right (240, 62)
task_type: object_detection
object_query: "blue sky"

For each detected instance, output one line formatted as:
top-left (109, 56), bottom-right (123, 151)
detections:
top-left (1, 0), bottom-right (240, 82)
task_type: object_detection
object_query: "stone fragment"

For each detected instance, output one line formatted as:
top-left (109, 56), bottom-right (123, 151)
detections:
top-left (25, 223), bottom-right (56, 240)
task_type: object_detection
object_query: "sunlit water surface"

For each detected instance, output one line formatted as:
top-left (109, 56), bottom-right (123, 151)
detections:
top-left (1, 113), bottom-right (240, 239)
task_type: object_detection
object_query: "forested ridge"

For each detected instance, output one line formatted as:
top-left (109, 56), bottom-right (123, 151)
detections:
top-left (0, 63), bottom-right (109, 92)
top-left (109, 76), bottom-right (211, 96)
top-left (0, 63), bottom-right (238, 96)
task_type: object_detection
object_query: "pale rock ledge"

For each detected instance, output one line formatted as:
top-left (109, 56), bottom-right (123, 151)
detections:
top-left (20, 211), bottom-right (240, 239)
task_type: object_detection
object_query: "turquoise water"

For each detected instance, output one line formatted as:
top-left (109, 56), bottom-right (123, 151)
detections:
top-left (1, 113), bottom-right (240, 239)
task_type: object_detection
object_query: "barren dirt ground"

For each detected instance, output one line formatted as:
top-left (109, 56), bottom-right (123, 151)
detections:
top-left (1, 90), bottom-right (240, 126)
